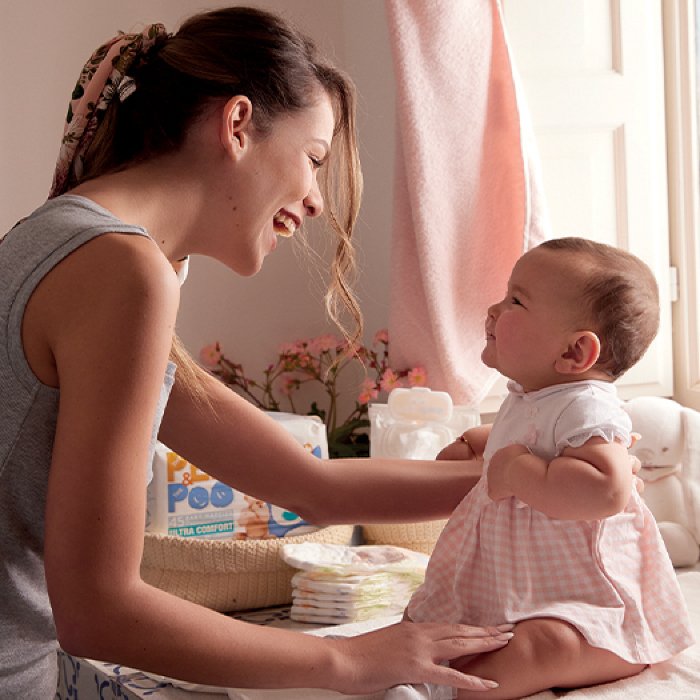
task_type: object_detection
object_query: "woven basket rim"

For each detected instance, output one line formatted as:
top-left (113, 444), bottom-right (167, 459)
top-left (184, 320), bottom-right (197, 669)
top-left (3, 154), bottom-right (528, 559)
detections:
top-left (142, 524), bottom-right (355, 573)
top-left (144, 523), bottom-right (353, 548)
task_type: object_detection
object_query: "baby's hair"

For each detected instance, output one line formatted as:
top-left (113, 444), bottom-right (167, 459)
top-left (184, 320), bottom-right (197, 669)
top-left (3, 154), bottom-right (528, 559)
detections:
top-left (538, 237), bottom-right (659, 379)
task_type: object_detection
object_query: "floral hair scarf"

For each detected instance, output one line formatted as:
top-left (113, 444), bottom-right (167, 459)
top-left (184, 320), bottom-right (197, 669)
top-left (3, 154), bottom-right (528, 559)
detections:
top-left (49, 23), bottom-right (168, 199)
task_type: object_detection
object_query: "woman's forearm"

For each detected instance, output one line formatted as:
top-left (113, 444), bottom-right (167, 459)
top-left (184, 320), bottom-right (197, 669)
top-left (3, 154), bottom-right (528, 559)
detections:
top-left (307, 456), bottom-right (482, 525)
top-left (55, 580), bottom-right (343, 690)
top-left (160, 372), bottom-right (480, 526)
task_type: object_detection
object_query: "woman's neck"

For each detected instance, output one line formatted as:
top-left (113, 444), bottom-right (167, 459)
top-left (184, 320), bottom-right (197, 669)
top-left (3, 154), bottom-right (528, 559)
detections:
top-left (68, 160), bottom-right (205, 264)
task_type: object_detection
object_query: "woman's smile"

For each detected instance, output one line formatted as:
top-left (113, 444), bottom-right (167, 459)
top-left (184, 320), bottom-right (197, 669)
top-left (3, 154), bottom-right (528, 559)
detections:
top-left (273, 210), bottom-right (299, 238)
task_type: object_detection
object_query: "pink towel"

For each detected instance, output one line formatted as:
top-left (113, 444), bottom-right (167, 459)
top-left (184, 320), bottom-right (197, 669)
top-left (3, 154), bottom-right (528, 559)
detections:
top-left (385, 0), bottom-right (550, 405)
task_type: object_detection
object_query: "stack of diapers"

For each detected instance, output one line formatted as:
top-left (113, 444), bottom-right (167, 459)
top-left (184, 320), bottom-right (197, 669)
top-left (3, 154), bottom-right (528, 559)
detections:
top-left (280, 542), bottom-right (428, 624)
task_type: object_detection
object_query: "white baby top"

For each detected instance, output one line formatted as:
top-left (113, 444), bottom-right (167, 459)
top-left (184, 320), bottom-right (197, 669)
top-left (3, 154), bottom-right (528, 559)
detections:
top-left (408, 380), bottom-right (695, 664)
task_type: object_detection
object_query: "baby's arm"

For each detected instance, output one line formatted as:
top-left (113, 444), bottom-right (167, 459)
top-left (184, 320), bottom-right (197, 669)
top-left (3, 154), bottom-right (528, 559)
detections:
top-left (487, 437), bottom-right (633, 520)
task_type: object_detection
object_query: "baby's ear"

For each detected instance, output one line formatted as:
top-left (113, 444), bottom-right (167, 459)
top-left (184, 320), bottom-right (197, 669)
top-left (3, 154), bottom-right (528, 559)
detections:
top-left (555, 331), bottom-right (601, 374)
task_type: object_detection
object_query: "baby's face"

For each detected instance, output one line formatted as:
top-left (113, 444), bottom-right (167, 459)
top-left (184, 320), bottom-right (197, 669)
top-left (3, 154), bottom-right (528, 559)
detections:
top-left (482, 248), bottom-right (584, 392)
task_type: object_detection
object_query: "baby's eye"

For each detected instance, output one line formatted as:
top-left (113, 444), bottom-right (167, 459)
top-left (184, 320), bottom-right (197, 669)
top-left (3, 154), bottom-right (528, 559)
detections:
top-left (511, 296), bottom-right (524, 307)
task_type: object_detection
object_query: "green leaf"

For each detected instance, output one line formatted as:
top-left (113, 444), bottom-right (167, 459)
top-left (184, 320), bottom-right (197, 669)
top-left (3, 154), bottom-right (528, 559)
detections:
top-left (328, 419), bottom-right (370, 443)
top-left (329, 440), bottom-right (370, 459)
top-left (308, 402), bottom-right (326, 422)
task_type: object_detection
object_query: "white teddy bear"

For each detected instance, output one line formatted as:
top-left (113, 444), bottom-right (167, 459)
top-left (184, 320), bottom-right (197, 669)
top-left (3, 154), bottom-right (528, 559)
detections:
top-left (624, 396), bottom-right (700, 568)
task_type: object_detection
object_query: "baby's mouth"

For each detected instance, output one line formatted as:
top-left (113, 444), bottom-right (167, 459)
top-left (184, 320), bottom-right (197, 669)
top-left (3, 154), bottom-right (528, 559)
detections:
top-left (273, 211), bottom-right (298, 238)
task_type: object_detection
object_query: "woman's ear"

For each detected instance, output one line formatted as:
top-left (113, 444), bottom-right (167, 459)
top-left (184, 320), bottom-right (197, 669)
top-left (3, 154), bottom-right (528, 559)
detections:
top-left (220, 95), bottom-right (254, 160)
top-left (555, 331), bottom-right (601, 375)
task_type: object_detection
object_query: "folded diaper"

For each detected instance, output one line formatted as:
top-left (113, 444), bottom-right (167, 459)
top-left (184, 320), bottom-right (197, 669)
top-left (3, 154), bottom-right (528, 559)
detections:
top-left (289, 603), bottom-right (408, 625)
top-left (282, 542), bottom-right (429, 575)
top-left (386, 683), bottom-right (455, 700)
top-left (293, 592), bottom-right (395, 610)
top-left (280, 543), bottom-right (428, 625)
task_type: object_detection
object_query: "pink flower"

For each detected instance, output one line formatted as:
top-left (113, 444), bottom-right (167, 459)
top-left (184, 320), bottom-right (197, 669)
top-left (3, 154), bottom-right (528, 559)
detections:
top-left (373, 329), bottom-right (389, 345)
top-left (280, 376), bottom-right (298, 396)
top-left (380, 369), bottom-right (402, 393)
top-left (407, 366), bottom-right (428, 387)
top-left (200, 344), bottom-right (222, 366)
top-left (280, 339), bottom-right (309, 356)
top-left (298, 353), bottom-right (313, 368)
top-left (312, 333), bottom-right (341, 353)
top-left (354, 346), bottom-right (368, 360)
top-left (293, 339), bottom-right (311, 354)
top-left (358, 377), bottom-right (379, 404)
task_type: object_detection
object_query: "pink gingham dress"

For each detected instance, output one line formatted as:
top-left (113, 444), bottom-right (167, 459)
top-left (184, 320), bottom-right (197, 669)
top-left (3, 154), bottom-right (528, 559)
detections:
top-left (408, 380), bottom-right (695, 664)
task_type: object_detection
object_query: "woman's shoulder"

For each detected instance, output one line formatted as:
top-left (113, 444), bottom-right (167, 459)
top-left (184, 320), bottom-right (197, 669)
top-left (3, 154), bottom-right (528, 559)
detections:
top-left (60, 230), bottom-right (179, 322)
top-left (38, 227), bottom-right (179, 355)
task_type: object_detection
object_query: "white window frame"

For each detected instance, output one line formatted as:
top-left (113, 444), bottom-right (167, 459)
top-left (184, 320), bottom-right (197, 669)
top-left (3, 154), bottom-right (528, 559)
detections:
top-left (665, 0), bottom-right (700, 411)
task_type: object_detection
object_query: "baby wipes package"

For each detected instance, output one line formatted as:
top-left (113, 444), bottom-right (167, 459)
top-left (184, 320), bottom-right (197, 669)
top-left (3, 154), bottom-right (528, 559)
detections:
top-left (145, 412), bottom-right (327, 540)
top-left (369, 387), bottom-right (480, 460)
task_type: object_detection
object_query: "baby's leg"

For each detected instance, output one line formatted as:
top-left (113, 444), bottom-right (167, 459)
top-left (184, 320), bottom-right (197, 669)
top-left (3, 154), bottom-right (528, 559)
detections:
top-left (451, 618), bottom-right (645, 700)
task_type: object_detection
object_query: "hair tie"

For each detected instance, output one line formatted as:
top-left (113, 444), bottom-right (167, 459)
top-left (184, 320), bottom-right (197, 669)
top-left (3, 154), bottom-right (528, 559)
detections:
top-left (118, 76), bottom-right (138, 102)
top-left (49, 23), bottom-right (168, 199)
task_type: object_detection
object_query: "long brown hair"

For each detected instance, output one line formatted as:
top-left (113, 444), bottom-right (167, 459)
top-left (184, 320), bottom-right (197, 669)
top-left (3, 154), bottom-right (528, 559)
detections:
top-left (72, 7), bottom-right (363, 389)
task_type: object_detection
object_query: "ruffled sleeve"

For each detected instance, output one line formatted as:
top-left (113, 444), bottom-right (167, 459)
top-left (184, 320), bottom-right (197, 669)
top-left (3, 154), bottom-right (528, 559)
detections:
top-left (553, 385), bottom-right (632, 454)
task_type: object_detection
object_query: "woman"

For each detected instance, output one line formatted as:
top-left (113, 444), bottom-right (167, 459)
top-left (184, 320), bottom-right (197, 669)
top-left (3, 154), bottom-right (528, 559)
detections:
top-left (0, 7), bottom-right (510, 698)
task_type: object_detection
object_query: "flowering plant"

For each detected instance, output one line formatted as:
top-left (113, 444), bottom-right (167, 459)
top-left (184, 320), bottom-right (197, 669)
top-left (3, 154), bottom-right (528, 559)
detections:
top-left (200, 330), bottom-right (428, 459)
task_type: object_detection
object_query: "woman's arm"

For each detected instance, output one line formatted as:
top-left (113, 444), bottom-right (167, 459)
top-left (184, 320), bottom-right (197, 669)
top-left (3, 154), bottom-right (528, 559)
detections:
top-left (158, 366), bottom-right (483, 526)
top-left (486, 437), bottom-right (634, 520)
top-left (40, 234), bottom-right (506, 693)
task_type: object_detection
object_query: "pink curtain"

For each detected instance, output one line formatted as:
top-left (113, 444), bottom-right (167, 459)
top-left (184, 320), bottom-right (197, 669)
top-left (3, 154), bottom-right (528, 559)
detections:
top-left (385, 0), bottom-right (550, 405)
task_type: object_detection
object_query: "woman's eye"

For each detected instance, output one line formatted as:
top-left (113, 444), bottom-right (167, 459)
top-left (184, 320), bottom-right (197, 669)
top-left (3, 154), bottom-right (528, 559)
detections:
top-left (309, 156), bottom-right (323, 169)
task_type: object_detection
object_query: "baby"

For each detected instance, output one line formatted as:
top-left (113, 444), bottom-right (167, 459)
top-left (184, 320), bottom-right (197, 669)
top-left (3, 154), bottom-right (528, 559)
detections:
top-left (390, 238), bottom-right (695, 699)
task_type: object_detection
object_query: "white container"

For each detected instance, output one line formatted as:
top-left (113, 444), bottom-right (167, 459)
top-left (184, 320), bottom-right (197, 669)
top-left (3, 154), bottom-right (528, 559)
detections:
top-left (369, 387), bottom-right (480, 460)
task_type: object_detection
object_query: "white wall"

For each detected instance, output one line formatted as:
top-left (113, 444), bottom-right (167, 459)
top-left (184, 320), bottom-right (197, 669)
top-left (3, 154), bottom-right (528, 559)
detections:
top-left (0, 0), bottom-right (396, 406)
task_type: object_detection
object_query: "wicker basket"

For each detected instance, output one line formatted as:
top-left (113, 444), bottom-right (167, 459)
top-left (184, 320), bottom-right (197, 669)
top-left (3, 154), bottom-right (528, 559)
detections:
top-left (141, 525), bottom-right (355, 612)
top-left (361, 520), bottom-right (448, 555)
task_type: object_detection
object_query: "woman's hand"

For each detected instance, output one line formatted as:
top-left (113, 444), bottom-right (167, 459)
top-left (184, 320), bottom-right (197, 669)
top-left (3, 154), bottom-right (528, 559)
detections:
top-left (630, 433), bottom-right (644, 494)
top-left (329, 620), bottom-right (512, 693)
top-left (633, 460), bottom-right (644, 493)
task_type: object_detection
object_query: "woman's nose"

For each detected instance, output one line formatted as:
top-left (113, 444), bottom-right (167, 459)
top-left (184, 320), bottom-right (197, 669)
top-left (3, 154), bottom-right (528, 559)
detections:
top-left (304, 179), bottom-right (324, 218)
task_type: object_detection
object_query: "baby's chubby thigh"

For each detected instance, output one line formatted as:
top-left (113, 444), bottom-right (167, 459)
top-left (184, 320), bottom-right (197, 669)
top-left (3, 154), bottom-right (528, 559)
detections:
top-left (451, 617), bottom-right (645, 700)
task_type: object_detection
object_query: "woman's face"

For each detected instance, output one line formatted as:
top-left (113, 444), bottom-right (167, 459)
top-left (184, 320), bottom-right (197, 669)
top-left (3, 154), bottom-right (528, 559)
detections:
top-left (211, 92), bottom-right (336, 276)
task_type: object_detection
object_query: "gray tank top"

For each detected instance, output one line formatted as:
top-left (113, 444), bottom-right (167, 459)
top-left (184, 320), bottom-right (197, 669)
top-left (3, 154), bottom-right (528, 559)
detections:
top-left (0, 195), bottom-right (176, 699)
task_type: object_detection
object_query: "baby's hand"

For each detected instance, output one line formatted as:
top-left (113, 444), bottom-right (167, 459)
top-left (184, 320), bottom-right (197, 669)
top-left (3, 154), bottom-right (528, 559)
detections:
top-left (487, 444), bottom-right (529, 501)
top-left (436, 435), bottom-right (476, 461)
